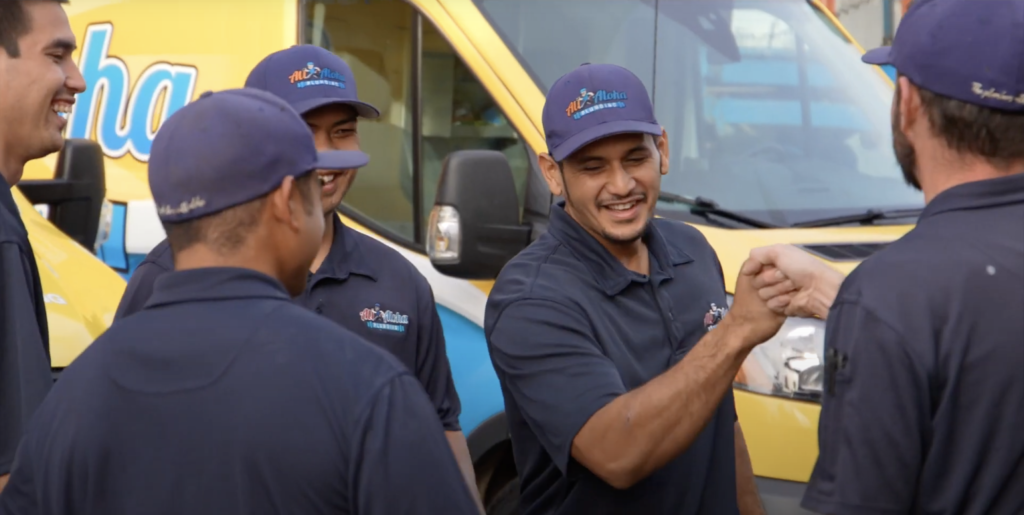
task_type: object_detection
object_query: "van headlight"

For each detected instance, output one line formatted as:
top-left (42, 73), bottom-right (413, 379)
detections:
top-left (727, 294), bottom-right (826, 402)
top-left (94, 198), bottom-right (113, 252)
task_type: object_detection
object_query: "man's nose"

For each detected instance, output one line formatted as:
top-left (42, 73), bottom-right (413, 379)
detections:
top-left (606, 162), bottom-right (637, 196)
top-left (65, 61), bottom-right (87, 94)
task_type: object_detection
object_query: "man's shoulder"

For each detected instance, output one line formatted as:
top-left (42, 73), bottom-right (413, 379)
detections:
top-left (650, 217), bottom-right (719, 264)
top-left (344, 226), bottom-right (427, 283)
top-left (486, 233), bottom-right (595, 328)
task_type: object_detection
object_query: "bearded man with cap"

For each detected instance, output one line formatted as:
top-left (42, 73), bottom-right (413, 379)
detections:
top-left (113, 46), bottom-right (481, 510)
top-left (0, 87), bottom-right (481, 515)
top-left (484, 63), bottom-right (784, 515)
top-left (737, 0), bottom-right (1024, 513)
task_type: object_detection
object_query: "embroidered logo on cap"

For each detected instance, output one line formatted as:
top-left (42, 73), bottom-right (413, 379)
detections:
top-left (157, 196), bottom-right (206, 217)
top-left (359, 303), bottom-right (409, 333)
top-left (703, 302), bottom-right (728, 331)
top-left (971, 82), bottom-right (1024, 105)
top-left (565, 87), bottom-right (627, 120)
top-left (289, 61), bottom-right (346, 89)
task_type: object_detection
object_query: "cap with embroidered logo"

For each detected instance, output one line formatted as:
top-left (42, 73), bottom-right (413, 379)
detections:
top-left (542, 63), bottom-right (661, 162)
top-left (862, 0), bottom-right (1024, 112)
top-left (245, 44), bottom-right (380, 119)
top-left (148, 88), bottom-right (370, 223)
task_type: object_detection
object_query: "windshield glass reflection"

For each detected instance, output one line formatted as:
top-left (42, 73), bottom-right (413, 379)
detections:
top-left (475, 0), bottom-right (925, 227)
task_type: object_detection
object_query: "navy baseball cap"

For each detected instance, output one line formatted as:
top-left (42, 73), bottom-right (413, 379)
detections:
top-left (245, 44), bottom-right (380, 119)
top-left (862, 0), bottom-right (1024, 112)
top-left (149, 88), bottom-right (370, 223)
top-left (542, 63), bottom-right (661, 162)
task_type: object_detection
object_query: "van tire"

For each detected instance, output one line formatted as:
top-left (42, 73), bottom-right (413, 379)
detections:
top-left (485, 476), bottom-right (520, 515)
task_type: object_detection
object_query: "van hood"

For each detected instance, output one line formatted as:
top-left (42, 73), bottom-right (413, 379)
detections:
top-left (11, 187), bottom-right (126, 369)
top-left (685, 222), bottom-right (915, 293)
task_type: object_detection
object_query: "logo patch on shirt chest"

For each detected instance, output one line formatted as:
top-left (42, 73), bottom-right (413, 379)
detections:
top-left (703, 302), bottom-right (728, 331)
top-left (359, 303), bottom-right (409, 333)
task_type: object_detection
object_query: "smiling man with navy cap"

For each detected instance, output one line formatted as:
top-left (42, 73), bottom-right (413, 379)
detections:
top-left (736, 0), bottom-right (1024, 513)
top-left (0, 87), bottom-right (480, 515)
top-left (113, 45), bottom-right (481, 510)
top-left (484, 63), bottom-right (785, 515)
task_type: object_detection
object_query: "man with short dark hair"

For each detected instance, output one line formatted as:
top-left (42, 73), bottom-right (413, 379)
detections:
top-left (743, 1), bottom-right (1024, 513)
top-left (485, 63), bottom-right (781, 515)
top-left (0, 0), bottom-right (86, 492)
top-left (113, 45), bottom-right (482, 510)
top-left (0, 87), bottom-right (481, 515)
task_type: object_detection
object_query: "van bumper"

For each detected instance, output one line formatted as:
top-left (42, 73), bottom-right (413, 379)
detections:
top-left (757, 477), bottom-right (816, 515)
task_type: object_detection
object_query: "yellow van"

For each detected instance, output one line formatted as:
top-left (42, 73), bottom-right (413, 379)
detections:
top-left (43, 0), bottom-right (924, 512)
top-left (16, 138), bottom-right (125, 377)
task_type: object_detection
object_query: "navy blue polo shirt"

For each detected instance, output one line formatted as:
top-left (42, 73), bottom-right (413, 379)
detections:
top-left (485, 202), bottom-right (738, 515)
top-left (113, 216), bottom-right (462, 431)
top-left (0, 184), bottom-right (52, 476)
top-left (802, 173), bottom-right (1024, 515)
top-left (0, 267), bottom-right (479, 515)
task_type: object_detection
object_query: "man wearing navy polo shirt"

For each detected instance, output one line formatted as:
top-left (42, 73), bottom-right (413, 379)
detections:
top-left (0, 88), bottom-right (480, 515)
top-left (741, 1), bottom-right (1024, 514)
top-left (114, 46), bottom-right (481, 509)
top-left (485, 63), bottom-right (785, 515)
top-left (0, 0), bottom-right (86, 493)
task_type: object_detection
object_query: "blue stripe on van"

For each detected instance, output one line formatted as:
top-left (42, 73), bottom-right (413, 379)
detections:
top-left (437, 304), bottom-right (503, 435)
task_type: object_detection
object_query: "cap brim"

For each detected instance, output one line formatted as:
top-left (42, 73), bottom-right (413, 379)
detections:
top-left (861, 46), bottom-right (893, 65)
top-left (314, 149), bottom-right (370, 170)
top-left (291, 97), bottom-right (381, 119)
top-left (550, 121), bottom-right (663, 162)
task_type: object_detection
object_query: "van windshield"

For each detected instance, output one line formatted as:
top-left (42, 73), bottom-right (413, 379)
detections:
top-left (474, 0), bottom-right (925, 227)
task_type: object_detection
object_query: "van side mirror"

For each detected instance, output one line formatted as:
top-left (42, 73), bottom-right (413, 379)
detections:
top-left (427, 150), bottom-right (531, 279)
top-left (18, 139), bottom-right (111, 252)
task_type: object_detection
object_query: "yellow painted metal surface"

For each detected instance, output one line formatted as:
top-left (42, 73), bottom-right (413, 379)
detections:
top-left (735, 389), bottom-right (822, 482)
top-left (10, 188), bottom-right (125, 368)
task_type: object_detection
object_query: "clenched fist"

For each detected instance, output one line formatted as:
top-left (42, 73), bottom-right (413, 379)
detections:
top-left (722, 256), bottom-right (787, 348)
top-left (741, 244), bottom-right (844, 320)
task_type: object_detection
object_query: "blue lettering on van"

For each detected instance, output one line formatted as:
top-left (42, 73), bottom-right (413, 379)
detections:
top-left (67, 23), bottom-right (198, 162)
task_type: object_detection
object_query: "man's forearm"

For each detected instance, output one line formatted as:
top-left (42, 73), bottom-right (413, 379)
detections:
top-left (572, 319), bottom-right (755, 489)
top-left (445, 431), bottom-right (485, 514)
top-left (735, 422), bottom-right (766, 515)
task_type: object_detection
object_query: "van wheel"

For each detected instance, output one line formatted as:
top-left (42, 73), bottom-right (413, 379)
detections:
top-left (485, 476), bottom-right (520, 515)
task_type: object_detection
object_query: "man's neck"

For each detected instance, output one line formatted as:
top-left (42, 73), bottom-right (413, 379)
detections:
top-left (310, 211), bottom-right (335, 273)
top-left (918, 148), bottom-right (1024, 203)
top-left (0, 151), bottom-right (24, 187)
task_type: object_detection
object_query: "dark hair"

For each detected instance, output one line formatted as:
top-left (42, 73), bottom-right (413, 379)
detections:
top-left (0, 0), bottom-right (69, 58)
top-left (901, 73), bottom-right (1024, 167)
top-left (164, 172), bottom-right (319, 255)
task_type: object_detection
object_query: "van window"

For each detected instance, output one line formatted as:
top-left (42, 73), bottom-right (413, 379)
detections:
top-left (305, 0), bottom-right (417, 241)
top-left (304, 0), bottom-right (530, 246)
top-left (421, 19), bottom-right (530, 226)
top-left (475, 0), bottom-right (924, 228)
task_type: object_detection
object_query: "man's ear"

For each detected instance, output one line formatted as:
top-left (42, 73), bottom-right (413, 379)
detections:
top-left (268, 176), bottom-right (301, 230)
top-left (657, 128), bottom-right (669, 176)
top-left (896, 76), bottom-right (921, 137)
top-left (538, 152), bottom-right (565, 197)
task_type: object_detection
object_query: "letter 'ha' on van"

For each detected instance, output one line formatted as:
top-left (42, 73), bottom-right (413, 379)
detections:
top-left (50, 1), bottom-right (921, 513)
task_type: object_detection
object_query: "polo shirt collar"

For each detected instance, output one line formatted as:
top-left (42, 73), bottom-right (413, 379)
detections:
top-left (548, 201), bottom-right (692, 296)
top-left (145, 267), bottom-right (290, 309)
top-left (922, 172), bottom-right (1024, 219)
top-left (311, 215), bottom-right (378, 283)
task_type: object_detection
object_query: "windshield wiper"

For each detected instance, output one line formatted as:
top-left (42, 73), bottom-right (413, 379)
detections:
top-left (656, 192), bottom-right (777, 229)
top-left (791, 208), bottom-right (924, 228)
